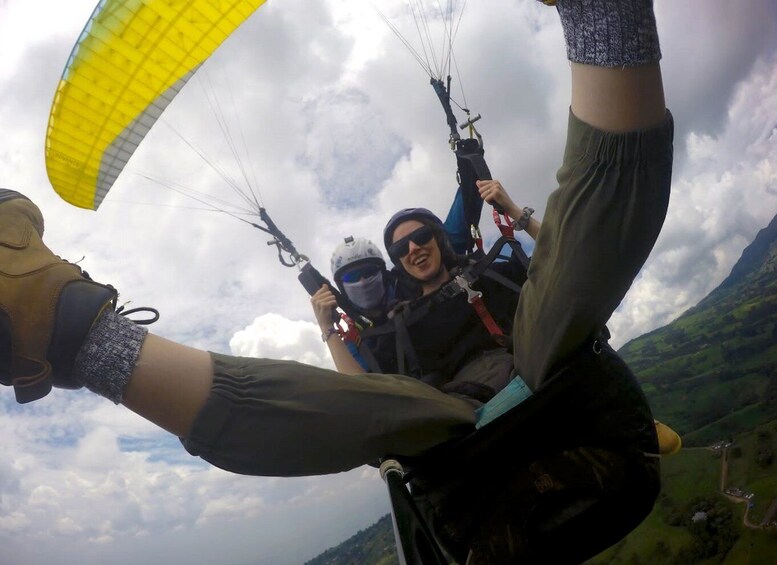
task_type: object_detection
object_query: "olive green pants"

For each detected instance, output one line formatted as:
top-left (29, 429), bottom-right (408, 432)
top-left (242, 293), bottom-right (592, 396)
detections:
top-left (514, 110), bottom-right (673, 390)
top-left (182, 110), bottom-right (674, 477)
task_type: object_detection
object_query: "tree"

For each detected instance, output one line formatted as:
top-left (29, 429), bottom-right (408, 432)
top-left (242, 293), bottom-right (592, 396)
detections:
top-left (651, 539), bottom-right (672, 562)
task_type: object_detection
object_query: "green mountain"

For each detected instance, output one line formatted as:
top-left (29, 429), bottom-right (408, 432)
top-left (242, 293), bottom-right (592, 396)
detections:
top-left (588, 213), bottom-right (777, 563)
top-left (304, 514), bottom-right (398, 565)
top-left (618, 213), bottom-right (777, 446)
top-left (308, 214), bottom-right (777, 564)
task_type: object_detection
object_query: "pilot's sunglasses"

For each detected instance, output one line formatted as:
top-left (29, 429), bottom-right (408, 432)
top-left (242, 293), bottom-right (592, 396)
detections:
top-left (388, 225), bottom-right (435, 258)
top-left (341, 264), bottom-right (381, 283)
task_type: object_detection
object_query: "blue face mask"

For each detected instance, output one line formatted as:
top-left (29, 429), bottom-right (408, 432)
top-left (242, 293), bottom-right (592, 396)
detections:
top-left (343, 272), bottom-right (386, 310)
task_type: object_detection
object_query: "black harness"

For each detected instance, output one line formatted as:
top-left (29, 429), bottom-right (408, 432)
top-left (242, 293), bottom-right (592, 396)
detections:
top-left (358, 235), bottom-right (530, 378)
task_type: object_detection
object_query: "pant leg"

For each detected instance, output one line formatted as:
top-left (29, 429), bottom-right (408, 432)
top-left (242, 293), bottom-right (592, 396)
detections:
top-left (182, 353), bottom-right (476, 476)
top-left (514, 109), bottom-right (674, 390)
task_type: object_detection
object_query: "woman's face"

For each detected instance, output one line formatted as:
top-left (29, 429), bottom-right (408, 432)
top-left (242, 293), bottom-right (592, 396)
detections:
top-left (391, 220), bottom-right (442, 282)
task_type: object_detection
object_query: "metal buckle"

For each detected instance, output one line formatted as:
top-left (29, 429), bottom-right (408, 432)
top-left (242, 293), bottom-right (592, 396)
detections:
top-left (454, 274), bottom-right (483, 304)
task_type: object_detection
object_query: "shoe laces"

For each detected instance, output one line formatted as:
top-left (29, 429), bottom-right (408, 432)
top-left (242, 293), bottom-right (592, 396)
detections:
top-left (116, 304), bottom-right (160, 326)
top-left (68, 256), bottom-right (160, 325)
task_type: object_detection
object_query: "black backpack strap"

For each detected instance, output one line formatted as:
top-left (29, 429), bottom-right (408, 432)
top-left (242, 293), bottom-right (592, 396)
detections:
top-left (480, 267), bottom-right (523, 294)
top-left (356, 340), bottom-right (384, 373)
top-left (455, 137), bottom-right (495, 214)
top-left (394, 307), bottom-right (423, 378)
top-left (425, 237), bottom-right (528, 341)
top-left (467, 235), bottom-right (529, 279)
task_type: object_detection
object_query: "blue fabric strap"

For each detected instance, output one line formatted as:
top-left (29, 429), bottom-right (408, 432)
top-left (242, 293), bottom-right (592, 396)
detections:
top-left (443, 186), bottom-right (471, 254)
top-left (475, 375), bottom-right (533, 429)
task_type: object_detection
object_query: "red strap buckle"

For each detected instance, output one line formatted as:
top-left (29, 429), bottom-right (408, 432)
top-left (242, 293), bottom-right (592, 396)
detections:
top-left (454, 274), bottom-right (505, 339)
top-left (492, 209), bottom-right (513, 238)
top-left (338, 313), bottom-right (361, 344)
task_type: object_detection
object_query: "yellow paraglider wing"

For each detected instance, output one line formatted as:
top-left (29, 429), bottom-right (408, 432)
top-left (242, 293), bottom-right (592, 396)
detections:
top-left (45, 0), bottom-right (267, 210)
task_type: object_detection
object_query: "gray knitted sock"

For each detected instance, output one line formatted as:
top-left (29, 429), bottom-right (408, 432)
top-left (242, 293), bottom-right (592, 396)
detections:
top-left (73, 309), bottom-right (148, 404)
top-left (556, 0), bottom-right (661, 67)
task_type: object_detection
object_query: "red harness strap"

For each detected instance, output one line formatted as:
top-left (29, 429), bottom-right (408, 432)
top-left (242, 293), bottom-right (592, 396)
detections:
top-left (492, 209), bottom-right (514, 238)
top-left (337, 313), bottom-right (362, 345)
top-left (469, 293), bottom-right (505, 337)
top-left (453, 274), bottom-right (507, 343)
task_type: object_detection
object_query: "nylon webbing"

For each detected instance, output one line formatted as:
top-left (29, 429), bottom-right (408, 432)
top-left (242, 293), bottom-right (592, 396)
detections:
top-left (468, 293), bottom-right (505, 338)
top-left (492, 209), bottom-right (514, 238)
top-left (394, 308), bottom-right (423, 378)
top-left (358, 340), bottom-right (384, 374)
top-left (481, 267), bottom-right (523, 294)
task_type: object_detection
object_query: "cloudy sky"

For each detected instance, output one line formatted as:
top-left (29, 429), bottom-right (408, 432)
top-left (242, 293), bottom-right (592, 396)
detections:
top-left (1, 1), bottom-right (776, 563)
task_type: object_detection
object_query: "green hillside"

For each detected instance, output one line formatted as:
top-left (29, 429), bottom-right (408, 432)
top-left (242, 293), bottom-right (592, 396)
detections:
top-left (588, 421), bottom-right (777, 564)
top-left (304, 514), bottom-right (398, 565)
top-left (619, 214), bottom-right (777, 445)
top-left (591, 214), bottom-right (777, 561)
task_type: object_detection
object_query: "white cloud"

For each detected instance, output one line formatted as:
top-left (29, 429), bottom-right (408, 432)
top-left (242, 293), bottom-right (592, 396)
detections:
top-left (1, 0), bottom-right (776, 563)
top-left (0, 0), bottom-right (95, 78)
top-left (609, 50), bottom-right (777, 346)
top-left (229, 312), bottom-right (336, 369)
top-left (1, 391), bottom-right (388, 564)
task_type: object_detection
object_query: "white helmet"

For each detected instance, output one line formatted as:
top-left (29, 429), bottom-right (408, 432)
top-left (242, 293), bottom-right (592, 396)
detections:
top-left (330, 236), bottom-right (385, 283)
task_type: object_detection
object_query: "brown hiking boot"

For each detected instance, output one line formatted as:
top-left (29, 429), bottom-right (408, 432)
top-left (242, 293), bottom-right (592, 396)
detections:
top-left (0, 189), bottom-right (117, 403)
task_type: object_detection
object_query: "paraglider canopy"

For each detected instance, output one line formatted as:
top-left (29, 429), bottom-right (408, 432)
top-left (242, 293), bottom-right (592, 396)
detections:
top-left (45, 0), bottom-right (267, 210)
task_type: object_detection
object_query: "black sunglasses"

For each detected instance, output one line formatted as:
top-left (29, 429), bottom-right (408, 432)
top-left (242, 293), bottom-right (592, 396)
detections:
top-left (388, 225), bottom-right (435, 258)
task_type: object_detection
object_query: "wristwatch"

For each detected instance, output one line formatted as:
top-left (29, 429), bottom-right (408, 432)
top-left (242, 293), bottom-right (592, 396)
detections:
top-left (511, 207), bottom-right (535, 231)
